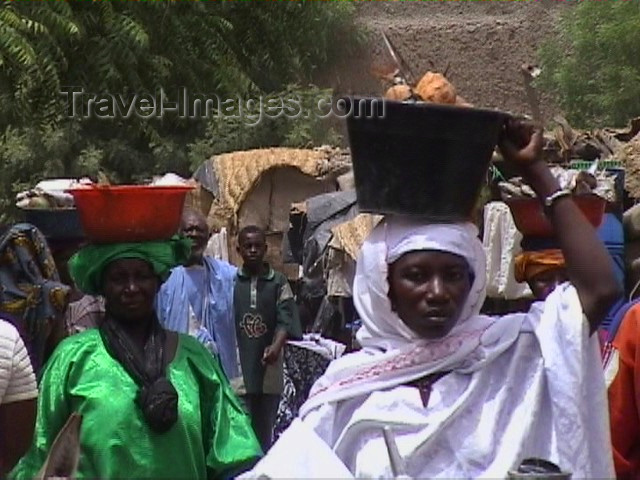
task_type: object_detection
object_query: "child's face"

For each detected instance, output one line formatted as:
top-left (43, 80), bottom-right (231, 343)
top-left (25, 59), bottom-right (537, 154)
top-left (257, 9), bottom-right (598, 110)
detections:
top-left (526, 267), bottom-right (568, 301)
top-left (238, 232), bottom-right (267, 268)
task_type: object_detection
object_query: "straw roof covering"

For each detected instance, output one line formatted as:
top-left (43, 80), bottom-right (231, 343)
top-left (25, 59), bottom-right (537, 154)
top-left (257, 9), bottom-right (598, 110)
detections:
top-left (329, 213), bottom-right (383, 261)
top-left (206, 146), bottom-right (350, 229)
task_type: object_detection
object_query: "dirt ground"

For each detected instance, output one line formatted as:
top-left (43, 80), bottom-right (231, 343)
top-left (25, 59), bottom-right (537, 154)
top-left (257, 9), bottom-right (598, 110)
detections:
top-left (316, 1), bottom-right (570, 122)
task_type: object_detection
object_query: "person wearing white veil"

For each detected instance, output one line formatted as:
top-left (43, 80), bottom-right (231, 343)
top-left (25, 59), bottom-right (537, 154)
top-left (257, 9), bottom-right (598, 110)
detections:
top-left (240, 120), bottom-right (621, 479)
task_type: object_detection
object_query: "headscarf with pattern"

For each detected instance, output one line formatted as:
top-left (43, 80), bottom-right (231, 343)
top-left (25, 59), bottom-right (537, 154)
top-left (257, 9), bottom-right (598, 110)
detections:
top-left (0, 223), bottom-right (71, 372)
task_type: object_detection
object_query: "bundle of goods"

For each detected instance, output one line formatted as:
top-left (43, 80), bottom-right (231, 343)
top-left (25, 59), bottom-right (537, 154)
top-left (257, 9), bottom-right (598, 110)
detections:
top-left (16, 179), bottom-right (94, 240)
top-left (498, 166), bottom-right (617, 203)
top-left (16, 178), bottom-right (94, 210)
top-left (384, 71), bottom-right (472, 107)
top-left (346, 69), bottom-right (508, 219)
top-left (149, 173), bottom-right (195, 188)
top-left (498, 166), bottom-right (614, 236)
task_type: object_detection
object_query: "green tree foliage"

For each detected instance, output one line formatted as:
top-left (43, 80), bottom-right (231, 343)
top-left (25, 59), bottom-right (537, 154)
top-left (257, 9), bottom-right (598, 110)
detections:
top-left (538, 1), bottom-right (640, 128)
top-left (187, 84), bottom-right (343, 171)
top-left (221, 1), bottom-right (361, 92)
top-left (0, 0), bottom-right (362, 223)
top-left (0, 1), bottom-right (79, 126)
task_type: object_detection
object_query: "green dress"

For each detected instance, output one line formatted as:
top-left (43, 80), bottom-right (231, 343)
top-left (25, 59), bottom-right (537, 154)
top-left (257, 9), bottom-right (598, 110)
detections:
top-left (10, 329), bottom-right (262, 479)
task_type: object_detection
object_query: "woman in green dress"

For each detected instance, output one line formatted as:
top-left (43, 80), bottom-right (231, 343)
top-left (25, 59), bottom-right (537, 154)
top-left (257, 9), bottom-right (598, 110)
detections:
top-left (10, 238), bottom-right (262, 479)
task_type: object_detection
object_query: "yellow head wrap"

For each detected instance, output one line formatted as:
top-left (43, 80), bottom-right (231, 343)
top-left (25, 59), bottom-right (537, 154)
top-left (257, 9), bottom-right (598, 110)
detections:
top-left (514, 249), bottom-right (566, 283)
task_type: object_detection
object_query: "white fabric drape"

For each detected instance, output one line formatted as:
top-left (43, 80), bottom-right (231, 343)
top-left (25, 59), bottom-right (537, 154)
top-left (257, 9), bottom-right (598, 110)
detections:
top-left (240, 218), bottom-right (614, 479)
top-left (483, 201), bottom-right (532, 299)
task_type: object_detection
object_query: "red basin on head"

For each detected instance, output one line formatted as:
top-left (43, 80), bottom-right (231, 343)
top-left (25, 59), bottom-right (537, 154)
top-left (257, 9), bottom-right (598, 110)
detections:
top-left (506, 194), bottom-right (606, 237)
top-left (68, 185), bottom-right (193, 244)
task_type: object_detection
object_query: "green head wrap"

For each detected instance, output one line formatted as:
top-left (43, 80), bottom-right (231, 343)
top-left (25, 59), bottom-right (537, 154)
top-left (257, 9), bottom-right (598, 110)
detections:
top-left (68, 236), bottom-right (192, 295)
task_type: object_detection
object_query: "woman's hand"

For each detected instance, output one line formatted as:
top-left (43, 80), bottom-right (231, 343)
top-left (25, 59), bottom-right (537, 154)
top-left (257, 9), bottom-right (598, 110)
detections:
top-left (497, 117), bottom-right (544, 170)
top-left (497, 118), bottom-right (554, 198)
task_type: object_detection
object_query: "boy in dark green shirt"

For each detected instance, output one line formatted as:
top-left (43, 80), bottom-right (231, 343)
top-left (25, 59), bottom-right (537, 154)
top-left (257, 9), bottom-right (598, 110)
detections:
top-left (234, 225), bottom-right (301, 451)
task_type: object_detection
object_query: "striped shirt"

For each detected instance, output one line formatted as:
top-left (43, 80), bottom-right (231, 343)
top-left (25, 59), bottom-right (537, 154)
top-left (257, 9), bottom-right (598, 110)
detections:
top-left (0, 319), bottom-right (38, 404)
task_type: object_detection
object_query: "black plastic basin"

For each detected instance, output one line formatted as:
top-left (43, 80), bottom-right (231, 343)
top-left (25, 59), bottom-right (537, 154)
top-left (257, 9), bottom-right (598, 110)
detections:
top-left (341, 97), bottom-right (510, 221)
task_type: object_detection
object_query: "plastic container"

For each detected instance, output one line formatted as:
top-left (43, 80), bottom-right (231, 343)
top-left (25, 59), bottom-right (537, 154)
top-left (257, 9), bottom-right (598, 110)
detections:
top-left (67, 185), bottom-right (193, 243)
top-left (569, 160), bottom-right (623, 170)
top-left (20, 208), bottom-right (85, 240)
top-left (507, 458), bottom-right (571, 479)
top-left (506, 194), bottom-right (606, 237)
top-left (341, 96), bottom-right (510, 220)
top-left (507, 468), bottom-right (571, 479)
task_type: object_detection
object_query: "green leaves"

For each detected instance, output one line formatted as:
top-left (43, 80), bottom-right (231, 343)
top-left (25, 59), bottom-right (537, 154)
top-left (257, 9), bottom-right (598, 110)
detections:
top-left (187, 84), bottom-right (343, 170)
top-left (538, 1), bottom-right (640, 128)
top-left (0, 0), bottom-right (360, 222)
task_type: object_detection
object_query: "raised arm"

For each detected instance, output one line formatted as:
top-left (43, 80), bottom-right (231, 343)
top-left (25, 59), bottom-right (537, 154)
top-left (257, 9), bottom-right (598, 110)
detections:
top-left (498, 119), bottom-right (621, 332)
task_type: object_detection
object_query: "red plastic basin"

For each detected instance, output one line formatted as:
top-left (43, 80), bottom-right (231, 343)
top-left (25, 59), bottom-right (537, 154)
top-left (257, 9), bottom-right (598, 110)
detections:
top-left (67, 185), bottom-right (193, 244)
top-left (506, 194), bottom-right (606, 237)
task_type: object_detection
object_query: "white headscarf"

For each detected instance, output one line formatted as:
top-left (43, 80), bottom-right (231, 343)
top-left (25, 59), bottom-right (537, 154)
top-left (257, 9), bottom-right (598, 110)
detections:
top-left (248, 217), bottom-right (614, 479)
top-left (300, 217), bottom-right (522, 416)
top-left (355, 217), bottom-right (487, 351)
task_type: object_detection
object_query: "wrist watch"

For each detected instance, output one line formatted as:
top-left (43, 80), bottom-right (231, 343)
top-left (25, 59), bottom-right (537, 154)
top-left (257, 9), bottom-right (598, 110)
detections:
top-left (543, 189), bottom-right (572, 211)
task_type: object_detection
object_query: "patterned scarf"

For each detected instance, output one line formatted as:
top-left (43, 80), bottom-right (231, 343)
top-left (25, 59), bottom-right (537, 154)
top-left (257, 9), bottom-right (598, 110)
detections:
top-left (0, 223), bottom-right (70, 372)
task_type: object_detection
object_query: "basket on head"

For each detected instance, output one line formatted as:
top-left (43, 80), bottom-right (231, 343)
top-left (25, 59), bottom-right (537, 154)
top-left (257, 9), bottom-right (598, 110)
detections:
top-left (342, 97), bottom-right (510, 220)
top-left (20, 208), bottom-right (85, 241)
top-left (67, 185), bottom-right (193, 244)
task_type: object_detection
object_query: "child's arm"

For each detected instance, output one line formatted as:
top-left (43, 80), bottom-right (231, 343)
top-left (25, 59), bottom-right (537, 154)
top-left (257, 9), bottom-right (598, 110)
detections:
top-left (262, 275), bottom-right (300, 365)
top-left (262, 329), bottom-right (288, 365)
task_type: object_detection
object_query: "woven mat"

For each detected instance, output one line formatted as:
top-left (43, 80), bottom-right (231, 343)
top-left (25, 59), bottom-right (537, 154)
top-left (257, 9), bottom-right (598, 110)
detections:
top-left (329, 213), bottom-right (383, 261)
top-left (206, 146), bottom-right (350, 229)
top-left (615, 132), bottom-right (640, 199)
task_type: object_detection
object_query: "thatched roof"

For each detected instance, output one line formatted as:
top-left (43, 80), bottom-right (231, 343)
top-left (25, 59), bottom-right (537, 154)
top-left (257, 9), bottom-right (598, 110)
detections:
top-left (328, 213), bottom-right (383, 261)
top-left (198, 146), bottom-right (350, 229)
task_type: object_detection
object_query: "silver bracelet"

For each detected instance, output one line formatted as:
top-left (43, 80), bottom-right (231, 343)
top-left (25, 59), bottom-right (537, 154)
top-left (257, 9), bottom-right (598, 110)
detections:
top-left (543, 189), bottom-right (572, 210)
